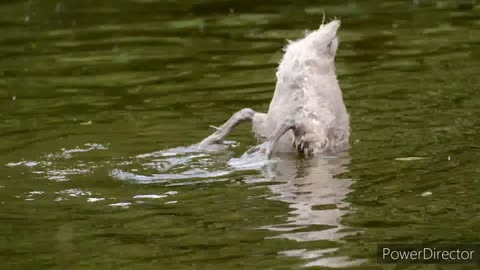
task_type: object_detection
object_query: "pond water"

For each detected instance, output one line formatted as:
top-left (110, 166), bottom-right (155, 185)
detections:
top-left (1, 0), bottom-right (479, 269)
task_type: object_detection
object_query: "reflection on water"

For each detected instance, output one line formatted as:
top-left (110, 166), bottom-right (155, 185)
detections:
top-left (265, 157), bottom-right (352, 242)
top-left (260, 155), bottom-right (367, 267)
top-left (109, 141), bottom-right (367, 267)
top-left (6, 133), bottom-right (365, 267)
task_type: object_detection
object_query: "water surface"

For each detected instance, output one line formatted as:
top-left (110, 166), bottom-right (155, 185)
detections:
top-left (1, 0), bottom-right (479, 269)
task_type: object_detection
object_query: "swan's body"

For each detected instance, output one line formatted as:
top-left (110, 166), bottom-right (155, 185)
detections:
top-left (199, 20), bottom-right (350, 157)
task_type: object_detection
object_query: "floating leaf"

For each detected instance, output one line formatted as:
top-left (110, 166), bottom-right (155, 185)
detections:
top-left (421, 191), bottom-right (432, 197)
top-left (395, 157), bottom-right (426, 161)
top-left (80, 120), bottom-right (92, 125)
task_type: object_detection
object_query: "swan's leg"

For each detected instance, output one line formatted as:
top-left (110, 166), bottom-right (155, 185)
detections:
top-left (246, 118), bottom-right (296, 158)
top-left (198, 108), bottom-right (265, 149)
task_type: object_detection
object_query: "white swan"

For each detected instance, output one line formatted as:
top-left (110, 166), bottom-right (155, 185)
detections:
top-left (199, 20), bottom-right (350, 158)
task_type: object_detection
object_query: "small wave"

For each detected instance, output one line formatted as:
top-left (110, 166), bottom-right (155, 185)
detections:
top-left (110, 140), bottom-right (279, 184)
top-left (5, 143), bottom-right (109, 182)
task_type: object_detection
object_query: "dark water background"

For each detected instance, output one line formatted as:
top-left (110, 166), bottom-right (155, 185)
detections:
top-left (1, 0), bottom-right (479, 269)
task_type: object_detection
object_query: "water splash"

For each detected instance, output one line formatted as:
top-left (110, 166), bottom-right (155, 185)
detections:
top-left (111, 141), bottom-right (273, 184)
top-left (6, 143), bottom-right (109, 182)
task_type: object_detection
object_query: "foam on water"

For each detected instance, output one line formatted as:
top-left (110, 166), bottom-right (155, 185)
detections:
top-left (5, 139), bottom-right (274, 187)
top-left (110, 140), bottom-right (272, 184)
top-left (132, 194), bottom-right (167, 199)
top-left (5, 143), bottom-right (109, 182)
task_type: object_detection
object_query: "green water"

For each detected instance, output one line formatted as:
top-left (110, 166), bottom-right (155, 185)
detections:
top-left (1, 0), bottom-right (479, 269)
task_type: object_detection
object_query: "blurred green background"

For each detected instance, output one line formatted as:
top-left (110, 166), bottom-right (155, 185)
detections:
top-left (0, 0), bottom-right (479, 269)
